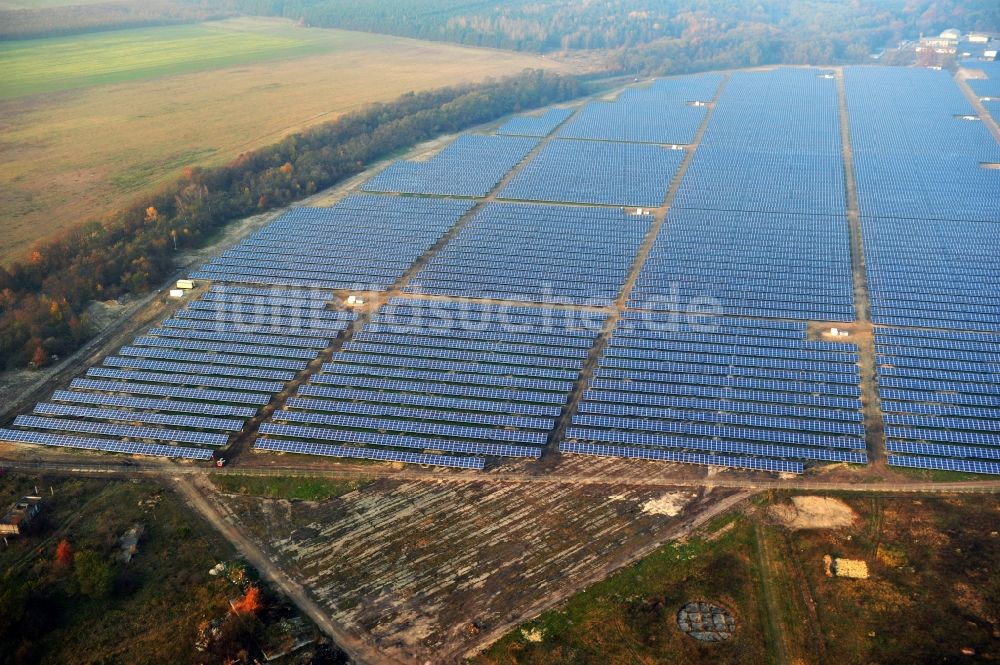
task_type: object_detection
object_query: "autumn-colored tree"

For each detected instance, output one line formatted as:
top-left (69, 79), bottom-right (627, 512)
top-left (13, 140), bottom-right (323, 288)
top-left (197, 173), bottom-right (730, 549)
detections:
top-left (279, 162), bottom-right (293, 175)
top-left (30, 345), bottom-right (47, 368)
top-left (55, 539), bottom-right (73, 567)
top-left (231, 586), bottom-right (263, 615)
top-left (144, 206), bottom-right (158, 223)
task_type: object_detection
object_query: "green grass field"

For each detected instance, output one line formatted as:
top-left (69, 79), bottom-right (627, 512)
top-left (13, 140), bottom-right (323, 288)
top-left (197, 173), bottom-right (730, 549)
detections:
top-left (210, 474), bottom-right (372, 501)
top-left (0, 17), bottom-right (379, 99)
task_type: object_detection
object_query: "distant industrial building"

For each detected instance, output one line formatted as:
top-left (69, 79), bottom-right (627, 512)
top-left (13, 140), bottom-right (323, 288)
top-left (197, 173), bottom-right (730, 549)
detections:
top-left (0, 496), bottom-right (43, 536)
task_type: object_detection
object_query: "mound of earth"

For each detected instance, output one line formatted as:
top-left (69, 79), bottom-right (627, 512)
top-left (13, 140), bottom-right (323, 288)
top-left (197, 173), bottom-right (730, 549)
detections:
top-left (769, 496), bottom-right (857, 530)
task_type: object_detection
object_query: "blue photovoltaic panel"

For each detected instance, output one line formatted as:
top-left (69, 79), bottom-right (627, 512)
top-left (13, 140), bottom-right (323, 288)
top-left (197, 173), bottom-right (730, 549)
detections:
top-left (0, 428), bottom-right (213, 460)
top-left (887, 440), bottom-right (1000, 460)
top-left (149, 327), bottom-right (333, 349)
top-left (51, 390), bottom-right (256, 418)
top-left (258, 423), bottom-right (539, 458)
top-left (9, 272), bottom-right (334, 461)
top-left (70, 378), bottom-right (272, 405)
top-left (14, 415), bottom-right (229, 446)
top-left (266, 412), bottom-right (547, 445)
top-left (498, 139), bottom-right (684, 206)
top-left (560, 441), bottom-right (803, 473)
top-left (195, 195), bottom-right (473, 290)
top-left (33, 403), bottom-right (242, 432)
top-left (208, 285), bottom-right (335, 301)
top-left (630, 208), bottom-right (854, 321)
top-left (405, 203), bottom-right (650, 305)
top-left (273, 399), bottom-right (553, 431)
top-left (864, 217), bottom-right (1000, 330)
top-left (300, 378), bottom-right (566, 405)
top-left (362, 134), bottom-right (538, 197)
top-left (85, 368), bottom-right (282, 394)
top-left (131, 336), bottom-right (316, 360)
top-left (563, 314), bottom-right (865, 471)
top-left (118, 345), bottom-right (306, 371)
top-left (566, 426), bottom-right (865, 463)
top-left (673, 68), bottom-right (844, 216)
top-left (846, 66), bottom-right (1000, 223)
top-left (160, 317), bottom-right (336, 341)
top-left (254, 437), bottom-right (485, 469)
top-left (288, 389), bottom-right (559, 417)
top-left (103, 356), bottom-right (295, 382)
top-left (252, 300), bottom-right (601, 467)
top-left (888, 454), bottom-right (1000, 476)
top-left (876, 327), bottom-right (1000, 475)
top-left (558, 74), bottom-right (721, 144)
top-left (498, 107), bottom-right (574, 137)
top-left (325, 353), bottom-right (576, 380)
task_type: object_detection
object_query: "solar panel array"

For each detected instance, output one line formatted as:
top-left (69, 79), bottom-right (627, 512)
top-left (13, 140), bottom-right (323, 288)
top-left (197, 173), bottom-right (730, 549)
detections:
top-left (497, 107), bottom-right (575, 137)
top-left (498, 139), bottom-right (685, 206)
top-left (673, 68), bottom-right (845, 215)
top-left (628, 68), bottom-right (853, 324)
top-left (965, 61), bottom-right (1000, 99)
top-left (845, 66), bottom-right (1000, 222)
top-left (1, 287), bottom-right (356, 460)
top-left (254, 299), bottom-right (605, 469)
top-left (361, 135), bottom-right (539, 197)
top-left (559, 311), bottom-right (866, 473)
top-left (876, 328), bottom-right (1000, 475)
top-left (404, 203), bottom-right (653, 306)
top-left (557, 74), bottom-right (722, 144)
top-left (986, 98), bottom-right (1000, 125)
top-left (192, 195), bottom-right (473, 290)
top-left (630, 208), bottom-right (854, 321)
top-left (864, 217), bottom-right (1000, 330)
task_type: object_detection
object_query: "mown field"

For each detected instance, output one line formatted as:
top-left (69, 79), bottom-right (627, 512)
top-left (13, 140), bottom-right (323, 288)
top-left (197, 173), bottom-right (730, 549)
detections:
top-left (0, 16), bottom-right (567, 264)
top-left (478, 493), bottom-right (1000, 664)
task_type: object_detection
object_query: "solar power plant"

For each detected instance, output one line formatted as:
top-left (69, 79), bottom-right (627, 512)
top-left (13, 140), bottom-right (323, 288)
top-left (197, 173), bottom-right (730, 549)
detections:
top-left (863, 217), bottom-right (1000, 330)
top-left (361, 134), bottom-right (539, 197)
top-left (559, 311), bottom-right (867, 473)
top-left (192, 195), bottom-right (473, 290)
top-left (629, 209), bottom-right (854, 321)
top-left (1, 287), bottom-right (357, 459)
top-left (673, 68), bottom-right (845, 215)
top-left (253, 300), bottom-right (605, 468)
top-left (498, 139), bottom-right (685, 206)
top-left (965, 61), bottom-right (1000, 98)
top-left (404, 203), bottom-right (654, 305)
top-left (497, 107), bottom-right (574, 137)
top-left (845, 66), bottom-right (1000, 222)
top-left (876, 328), bottom-right (1000, 475)
top-left (986, 98), bottom-right (1000, 124)
top-left (557, 74), bottom-right (723, 144)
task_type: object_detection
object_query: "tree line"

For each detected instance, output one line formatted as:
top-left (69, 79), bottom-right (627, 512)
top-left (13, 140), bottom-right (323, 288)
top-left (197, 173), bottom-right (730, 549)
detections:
top-left (219, 0), bottom-right (1000, 60)
top-left (0, 70), bottom-right (582, 370)
top-left (0, 1), bottom-right (231, 40)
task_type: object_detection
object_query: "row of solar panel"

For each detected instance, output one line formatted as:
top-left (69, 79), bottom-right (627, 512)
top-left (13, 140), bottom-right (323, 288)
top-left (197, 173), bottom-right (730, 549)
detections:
top-left (195, 195), bottom-right (473, 291)
top-left (363, 135), bottom-right (538, 197)
top-left (561, 314), bottom-right (865, 472)
top-left (497, 107), bottom-right (575, 137)
top-left (876, 326), bottom-right (1000, 475)
top-left (845, 66), bottom-right (1000, 223)
top-left (497, 139), bottom-right (684, 207)
top-left (2, 286), bottom-right (354, 459)
top-left (555, 74), bottom-right (722, 144)
top-left (249, 301), bottom-right (600, 466)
